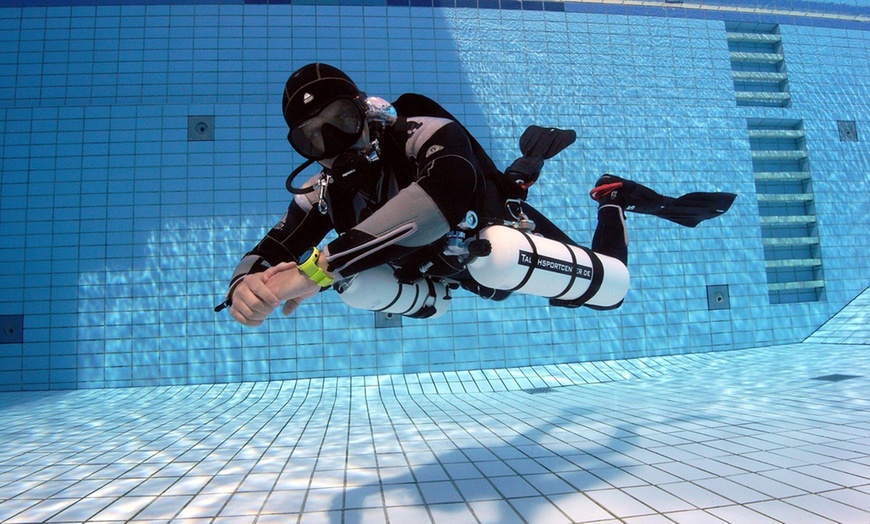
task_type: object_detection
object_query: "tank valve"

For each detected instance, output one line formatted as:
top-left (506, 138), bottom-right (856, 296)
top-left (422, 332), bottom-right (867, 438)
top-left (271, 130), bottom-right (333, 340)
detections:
top-left (443, 231), bottom-right (467, 256)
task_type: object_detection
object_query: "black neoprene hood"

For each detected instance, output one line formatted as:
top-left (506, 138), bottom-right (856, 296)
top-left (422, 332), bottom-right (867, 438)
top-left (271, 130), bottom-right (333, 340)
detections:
top-left (282, 63), bottom-right (362, 130)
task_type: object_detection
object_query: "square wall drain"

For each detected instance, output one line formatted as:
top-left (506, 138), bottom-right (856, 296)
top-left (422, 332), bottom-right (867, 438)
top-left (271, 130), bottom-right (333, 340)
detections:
top-left (375, 311), bottom-right (402, 328)
top-left (837, 120), bottom-right (858, 142)
top-left (0, 315), bottom-right (23, 344)
top-left (188, 116), bottom-right (215, 141)
top-left (707, 284), bottom-right (730, 310)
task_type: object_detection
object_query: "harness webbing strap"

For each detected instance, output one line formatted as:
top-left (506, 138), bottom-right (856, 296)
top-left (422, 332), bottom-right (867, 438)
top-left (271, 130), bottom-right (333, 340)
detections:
top-left (378, 278), bottom-right (406, 313)
top-left (550, 244), bottom-right (578, 300)
top-left (398, 283), bottom-right (422, 315)
top-left (509, 230), bottom-right (538, 293)
top-left (572, 246), bottom-right (604, 306)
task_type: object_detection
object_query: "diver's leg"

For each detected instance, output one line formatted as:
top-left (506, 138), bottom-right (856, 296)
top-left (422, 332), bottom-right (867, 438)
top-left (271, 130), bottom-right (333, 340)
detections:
top-left (591, 204), bottom-right (628, 265)
top-left (589, 174), bottom-right (633, 265)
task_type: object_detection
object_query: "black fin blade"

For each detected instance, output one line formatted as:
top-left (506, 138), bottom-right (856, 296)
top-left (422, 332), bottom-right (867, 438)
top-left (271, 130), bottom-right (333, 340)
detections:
top-left (518, 125), bottom-right (577, 159)
top-left (649, 192), bottom-right (738, 228)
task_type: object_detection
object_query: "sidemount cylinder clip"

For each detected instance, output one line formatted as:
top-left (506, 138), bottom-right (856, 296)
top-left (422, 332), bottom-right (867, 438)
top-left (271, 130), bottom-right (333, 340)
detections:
top-left (505, 199), bottom-right (536, 232)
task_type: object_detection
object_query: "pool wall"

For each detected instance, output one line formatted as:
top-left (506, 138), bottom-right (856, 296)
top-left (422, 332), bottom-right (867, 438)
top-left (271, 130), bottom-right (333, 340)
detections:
top-left (0, 0), bottom-right (868, 390)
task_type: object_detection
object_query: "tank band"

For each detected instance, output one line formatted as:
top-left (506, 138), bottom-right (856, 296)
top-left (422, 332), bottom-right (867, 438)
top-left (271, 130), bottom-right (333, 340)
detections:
top-left (571, 246), bottom-right (605, 306)
top-left (550, 242), bottom-right (579, 300)
top-left (509, 230), bottom-right (539, 293)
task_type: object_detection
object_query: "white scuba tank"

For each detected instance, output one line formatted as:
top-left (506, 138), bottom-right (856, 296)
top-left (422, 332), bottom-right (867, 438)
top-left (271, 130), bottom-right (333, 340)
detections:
top-left (466, 225), bottom-right (629, 308)
top-left (336, 265), bottom-right (450, 318)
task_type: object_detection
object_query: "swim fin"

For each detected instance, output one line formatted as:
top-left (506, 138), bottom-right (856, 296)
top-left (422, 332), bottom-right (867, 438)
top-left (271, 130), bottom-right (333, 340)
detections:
top-left (650, 191), bottom-right (738, 228)
top-left (505, 125), bottom-right (577, 190)
top-left (592, 175), bottom-right (736, 228)
top-left (518, 125), bottom-right (577, 159)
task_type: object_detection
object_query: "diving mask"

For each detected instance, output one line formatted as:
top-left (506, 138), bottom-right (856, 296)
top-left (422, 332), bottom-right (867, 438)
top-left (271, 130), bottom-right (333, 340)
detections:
top-left (288, 97), bottom-right (366, 160)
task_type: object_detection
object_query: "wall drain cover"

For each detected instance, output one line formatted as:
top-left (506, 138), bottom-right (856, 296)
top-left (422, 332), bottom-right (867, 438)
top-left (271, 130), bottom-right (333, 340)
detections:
top-left (707, 284), bottom-right (730, 310)
top-left (374, 311), bottom-right (402, 328)
top-left (837, 120), bottom-right (858, 142)
top-left (812, 374), bottom-right (861, 382)
top-left (188, 116), bottom-right (215, 141)
top-left (525, 387), bottom-right (554, 395)
top-left (0, 315), bottom-right (23, 344)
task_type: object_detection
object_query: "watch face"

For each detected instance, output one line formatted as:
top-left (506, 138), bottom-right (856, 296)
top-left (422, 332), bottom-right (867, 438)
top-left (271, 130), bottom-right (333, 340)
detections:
top-left (299, 248), bottom-right (319, 272)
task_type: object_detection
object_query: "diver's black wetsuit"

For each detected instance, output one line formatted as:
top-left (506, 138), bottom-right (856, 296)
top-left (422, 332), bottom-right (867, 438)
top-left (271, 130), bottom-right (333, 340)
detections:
top-left (228, 111), bottom-right (480, 294)
top-left (226, 95), bottom-right (624, 306)
top-left (223, 65), bottom-right (737, 321)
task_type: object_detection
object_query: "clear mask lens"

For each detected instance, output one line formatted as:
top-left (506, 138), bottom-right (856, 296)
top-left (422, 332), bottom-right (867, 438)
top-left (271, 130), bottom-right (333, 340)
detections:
top-left (289, 98), bottom-right (364, 160)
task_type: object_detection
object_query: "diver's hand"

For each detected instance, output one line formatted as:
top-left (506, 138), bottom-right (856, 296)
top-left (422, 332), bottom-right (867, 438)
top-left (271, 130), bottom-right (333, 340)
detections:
top-left (229, 272), bottom-right (282, 327)
top-left (262, 262), bottom-right (320, 316)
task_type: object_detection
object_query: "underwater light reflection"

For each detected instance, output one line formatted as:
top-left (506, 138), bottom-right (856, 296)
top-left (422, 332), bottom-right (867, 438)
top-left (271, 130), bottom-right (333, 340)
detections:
top-left (76, 217), bottom-right (271, 387)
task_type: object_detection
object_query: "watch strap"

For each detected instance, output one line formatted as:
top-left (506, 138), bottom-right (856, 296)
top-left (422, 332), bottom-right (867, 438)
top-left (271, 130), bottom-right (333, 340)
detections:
top-left (298, 248), bottom-right (334, 287)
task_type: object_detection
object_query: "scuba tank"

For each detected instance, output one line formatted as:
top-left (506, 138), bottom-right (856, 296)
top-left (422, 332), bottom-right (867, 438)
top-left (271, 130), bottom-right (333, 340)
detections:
top-left (336, 265), bottom-right (451, 319)
top-left (466, 225), bottom-right (629, 309)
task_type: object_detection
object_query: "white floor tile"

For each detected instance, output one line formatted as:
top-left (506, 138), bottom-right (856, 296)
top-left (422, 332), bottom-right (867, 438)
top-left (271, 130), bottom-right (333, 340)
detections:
top-left (2, 340), bottom-right (870, 524)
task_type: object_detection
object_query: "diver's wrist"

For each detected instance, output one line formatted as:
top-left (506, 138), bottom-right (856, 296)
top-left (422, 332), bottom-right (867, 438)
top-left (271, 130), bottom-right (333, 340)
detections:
top-left (298, 247), bottom-right (334, 287)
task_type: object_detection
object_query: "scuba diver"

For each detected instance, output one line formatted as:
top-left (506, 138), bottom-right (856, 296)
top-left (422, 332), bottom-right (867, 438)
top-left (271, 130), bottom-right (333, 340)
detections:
top-left (218, 63), bottom-right (736, 327)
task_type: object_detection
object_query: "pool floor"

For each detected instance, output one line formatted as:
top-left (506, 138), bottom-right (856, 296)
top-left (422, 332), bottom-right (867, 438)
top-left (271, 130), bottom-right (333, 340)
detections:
top-left (1, 289), bottom-right (869, 523)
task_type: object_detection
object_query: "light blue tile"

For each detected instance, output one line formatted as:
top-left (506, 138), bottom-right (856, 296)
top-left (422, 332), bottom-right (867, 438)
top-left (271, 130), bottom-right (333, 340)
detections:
top-left (0, 2), bottom-right (868, 390)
